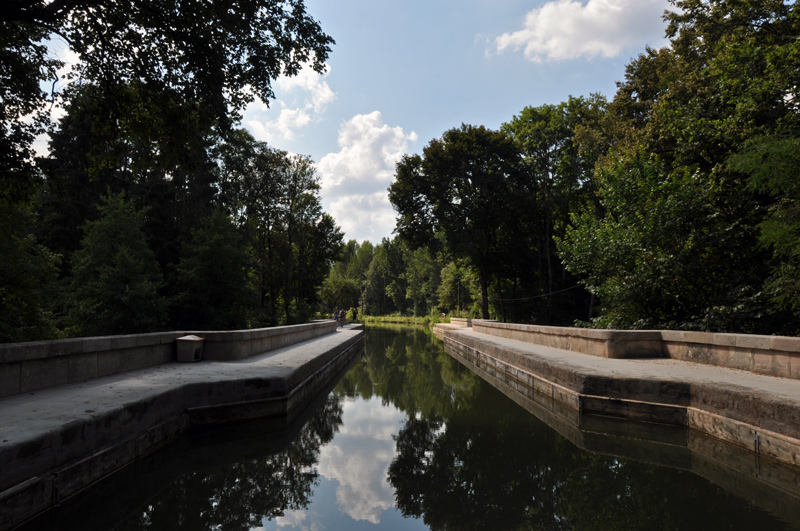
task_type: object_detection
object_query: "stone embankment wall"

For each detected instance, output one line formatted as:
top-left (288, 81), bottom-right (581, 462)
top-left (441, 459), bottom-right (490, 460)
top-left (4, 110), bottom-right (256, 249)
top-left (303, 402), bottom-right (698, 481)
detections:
top-left (436, 319), bottom-right (800, 470)
top-left (0, 321), bottom-right (337, 399)
top-left (445, 319), bottom-right (800, 380)
top-left (0, 323), bottom-right (362, 530)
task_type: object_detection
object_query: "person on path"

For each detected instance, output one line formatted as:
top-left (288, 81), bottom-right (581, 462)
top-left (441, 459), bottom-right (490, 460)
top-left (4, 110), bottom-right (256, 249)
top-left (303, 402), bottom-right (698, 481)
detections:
top-left (334, 310), bottom-right (340, 327)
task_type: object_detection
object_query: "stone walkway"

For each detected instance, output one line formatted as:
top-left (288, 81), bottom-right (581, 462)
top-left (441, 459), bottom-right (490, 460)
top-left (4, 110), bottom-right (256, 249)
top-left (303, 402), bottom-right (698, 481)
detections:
top-left (0, 327), bottom-right (363, 530)
top-left (440, 326), bottom-right (800, 465)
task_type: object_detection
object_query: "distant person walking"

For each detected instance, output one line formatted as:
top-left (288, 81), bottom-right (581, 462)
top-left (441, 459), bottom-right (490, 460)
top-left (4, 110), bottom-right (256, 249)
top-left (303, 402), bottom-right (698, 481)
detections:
top-left (334, 309), bottom-right (340, 327)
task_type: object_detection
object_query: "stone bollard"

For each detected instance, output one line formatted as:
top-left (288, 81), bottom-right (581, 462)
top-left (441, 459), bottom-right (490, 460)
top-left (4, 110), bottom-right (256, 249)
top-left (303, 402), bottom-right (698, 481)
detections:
top-left (176, 335), bottom-right (205, 362)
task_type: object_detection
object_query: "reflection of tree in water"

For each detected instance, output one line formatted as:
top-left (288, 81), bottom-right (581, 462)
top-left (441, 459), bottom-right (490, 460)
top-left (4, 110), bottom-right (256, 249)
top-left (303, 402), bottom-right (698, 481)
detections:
top-left (115, 394), bottom-right (343, 531)
top-left (389, 385), bottom-right (568, 531)
top-left (555, 451), bottom-right (792, 531)
top-left (367, 329), bottom-right (796, 531)
top-left (335, 325), bottom-right (480, 418)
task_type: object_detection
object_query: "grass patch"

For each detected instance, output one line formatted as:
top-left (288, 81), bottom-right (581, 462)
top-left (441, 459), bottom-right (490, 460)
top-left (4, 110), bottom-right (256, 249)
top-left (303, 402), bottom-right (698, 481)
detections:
top-left (362, 314), bottom-right (450, 328)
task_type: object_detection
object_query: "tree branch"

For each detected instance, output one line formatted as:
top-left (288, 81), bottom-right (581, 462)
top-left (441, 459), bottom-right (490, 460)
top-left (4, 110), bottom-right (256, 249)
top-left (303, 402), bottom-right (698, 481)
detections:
top-left (1, 0), bottom-right (94, 25)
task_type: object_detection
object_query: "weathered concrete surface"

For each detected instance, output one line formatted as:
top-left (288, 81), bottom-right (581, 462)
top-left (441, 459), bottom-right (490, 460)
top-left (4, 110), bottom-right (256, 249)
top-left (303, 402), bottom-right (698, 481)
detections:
top-left (458, 344), bottom-right (800, 526)
top-left (0, 320), bottom-right (339, 399)
top-left (437, 325), bottom-right (800, 470)
top-left (0, 326), bottom-right (363, 530)
top-left (12, 359), bottom-right (351, 531)
top-left (473, 320), bottom-right (664, 359)
top-left (467, 320), bottom-right (800, 379)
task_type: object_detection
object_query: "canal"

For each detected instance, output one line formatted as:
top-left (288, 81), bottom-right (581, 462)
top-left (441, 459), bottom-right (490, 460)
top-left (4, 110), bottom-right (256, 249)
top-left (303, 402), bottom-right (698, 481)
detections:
top-left (23, 326), bottom-right (800, 530)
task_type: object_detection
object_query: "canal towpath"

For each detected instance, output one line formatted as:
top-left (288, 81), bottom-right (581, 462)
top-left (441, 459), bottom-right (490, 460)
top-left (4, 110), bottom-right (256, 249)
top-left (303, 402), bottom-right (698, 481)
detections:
top-left (0, 325), bottom-right (363, 530)
top-left (436, 323), bottom-right (800, 467)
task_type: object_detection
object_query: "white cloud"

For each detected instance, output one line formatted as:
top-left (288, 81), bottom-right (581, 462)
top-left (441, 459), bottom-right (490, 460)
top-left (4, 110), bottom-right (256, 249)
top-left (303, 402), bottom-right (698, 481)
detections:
top-left (327, 193), bottom-right (399, 245)
top-left (275, 509), bottom-right (321, 530)
top-left (247, 104), bottom-right (311, 142)
top-left (317, 111), bottom-right (417, 243)
top-left (496, 0), bottom-right (670, 62)
top-left (276, 67), bottom-right (335, 113)
top-left (243, 65), bottom-right (335, 144)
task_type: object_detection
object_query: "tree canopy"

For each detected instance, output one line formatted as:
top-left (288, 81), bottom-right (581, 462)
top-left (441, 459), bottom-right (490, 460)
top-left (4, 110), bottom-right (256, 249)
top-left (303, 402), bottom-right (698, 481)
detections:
top-left (557, 0), bottom-right (799, 333)
top-left (1, 0), bottom-right (334, 201)
top-left (389, 125), bottom-right (524, 319)
top-left (0, 0), bottom-right (344, 340)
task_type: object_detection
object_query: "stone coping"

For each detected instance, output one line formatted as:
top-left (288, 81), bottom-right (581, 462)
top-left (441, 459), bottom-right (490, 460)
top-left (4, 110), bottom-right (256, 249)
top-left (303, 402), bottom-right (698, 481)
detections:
top-left (457, 320), bottom-right (800, 352)
top-left (0, 321), bottom-right (338, 399)
top-left (0, 321), bottom-right (336, 363)
top-left (472, 321), bottom-right (663, 359)
top-left (473, 321), bottom-right (662, 341)
top-left (0, 332), bottom-right (179, 364)
top-left (660, 329), bottom-right (800, 353)
top-left (451, 334), bottom-right (800, 523)
top-left (0, 329), bottom-right (365, 528)
top-left (440, 320), bottom-right (800, 379)
top-left (440, 328), bottom-right (800, 470)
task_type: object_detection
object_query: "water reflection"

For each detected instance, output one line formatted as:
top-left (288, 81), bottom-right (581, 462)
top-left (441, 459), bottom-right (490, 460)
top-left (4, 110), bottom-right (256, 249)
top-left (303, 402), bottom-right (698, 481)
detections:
top-left (317, 396), bottom-right (404, 523)
top-left (29, 326), bottom-right (800, 530)
top-left (360, 326), bottom-right (800, 530)
top-left (114, 393), bottom-right (345, 531)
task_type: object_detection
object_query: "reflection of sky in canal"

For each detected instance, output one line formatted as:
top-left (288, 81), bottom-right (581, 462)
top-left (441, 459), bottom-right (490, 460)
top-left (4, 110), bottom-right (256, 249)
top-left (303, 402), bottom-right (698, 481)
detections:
top-left (258, 395), bottom-right (426, 530)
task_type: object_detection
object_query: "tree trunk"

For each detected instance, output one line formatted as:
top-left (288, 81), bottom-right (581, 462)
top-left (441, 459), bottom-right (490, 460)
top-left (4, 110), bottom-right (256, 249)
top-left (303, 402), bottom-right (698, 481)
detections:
top-left (479, 269), bottom-right (489, 319)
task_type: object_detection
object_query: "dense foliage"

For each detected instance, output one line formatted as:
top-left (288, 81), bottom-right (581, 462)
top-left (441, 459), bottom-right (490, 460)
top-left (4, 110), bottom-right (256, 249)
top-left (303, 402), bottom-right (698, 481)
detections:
top-left (557, 0), bottom-right (800, 333)
top-left (379, 0), bottom-right (800, 334)
top-left (5, 0), bottom-right (800, 338)
top-left (0, 0), bottom-right (341, 341)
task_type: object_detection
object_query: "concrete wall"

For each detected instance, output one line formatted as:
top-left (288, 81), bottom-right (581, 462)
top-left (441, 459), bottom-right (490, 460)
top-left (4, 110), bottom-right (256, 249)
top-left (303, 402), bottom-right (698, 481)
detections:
top-left (472, 321), bottom-right (664, 359)
top-left (452, 320), bottom-right (800, 380)
top-left (0, 329), bottom-right (364, 529)
top-left (661, 330), bottom-right (800, 380)
top-left (0, 321), bottom-right (337, 399)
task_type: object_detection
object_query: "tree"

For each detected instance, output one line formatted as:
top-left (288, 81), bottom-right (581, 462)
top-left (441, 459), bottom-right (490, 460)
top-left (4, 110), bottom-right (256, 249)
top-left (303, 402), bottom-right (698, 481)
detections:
top-left (320, 270), bottom-right (361, 313)
top-left (404, 247), bottom-right (440, 316)
top-left (292, 211), bottom-right (344, 321)
top-left (389, 125), bottom-right (524, 319)
top-left (362, 238), bottom-right (402, 315)
top-left (278, 154), bottom-right (343, 323)
top-left (437, 259), bottom-right (478, 316)
top-left (556, 0), bottom-right (799, 333)
top-left (321, 239), bottom-right (374, 314)
top-left (0, 202), bottom-right (59, 342)
top-left (2, 0), bottom-right (334, 196)
top-left (170, 209), bottom-right (251, 330)
top-left (693, 0), bottom-right (800, 323)
top-left (0, 22), bottom-right (61, 204)
top-left (501, 96), bottom-right (605, 325)
top-left (66, 192), bottom-right (166, 336)
top-left (38, 81), bottom-right (225, 282)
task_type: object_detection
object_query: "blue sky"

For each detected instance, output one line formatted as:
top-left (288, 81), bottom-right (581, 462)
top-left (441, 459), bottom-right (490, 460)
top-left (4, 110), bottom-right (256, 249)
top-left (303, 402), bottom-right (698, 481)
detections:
top-left (241, 0), bottom-right (673, 244)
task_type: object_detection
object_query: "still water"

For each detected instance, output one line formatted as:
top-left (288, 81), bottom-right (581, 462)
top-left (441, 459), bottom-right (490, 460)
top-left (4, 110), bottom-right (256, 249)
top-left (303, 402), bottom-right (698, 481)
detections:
top-left (43, 326), bottom-right (800, 530)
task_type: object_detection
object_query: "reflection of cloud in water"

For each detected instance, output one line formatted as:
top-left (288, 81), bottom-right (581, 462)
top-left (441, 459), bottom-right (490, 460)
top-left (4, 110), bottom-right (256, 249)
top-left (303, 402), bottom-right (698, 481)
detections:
top-left (317, 396), bottom-right (405, 524)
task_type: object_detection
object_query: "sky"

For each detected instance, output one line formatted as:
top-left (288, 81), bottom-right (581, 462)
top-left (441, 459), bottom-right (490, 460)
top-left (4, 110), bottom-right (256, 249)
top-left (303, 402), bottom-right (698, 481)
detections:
top-left (241, 0), bottom-right (673, 244)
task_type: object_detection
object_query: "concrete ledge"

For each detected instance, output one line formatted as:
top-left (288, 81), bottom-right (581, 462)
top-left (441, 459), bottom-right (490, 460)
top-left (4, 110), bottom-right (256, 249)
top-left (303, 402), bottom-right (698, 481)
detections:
top-left (471, 321), bottom-right (663, 359)
top-left (0, 321), bottom-right (338, 399)
top-left (661, 331), bottom-right (800, 380)
top-left (438, 321), bottom-right (800, 380)
top-left (198, 321), bottom-right (336, 361)
top-left (439, 327), bottom-right (800, 470)
top-left (0, 329), bottom-right (364, 529)
top-left (454, 342), bottom-right (800, 523)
